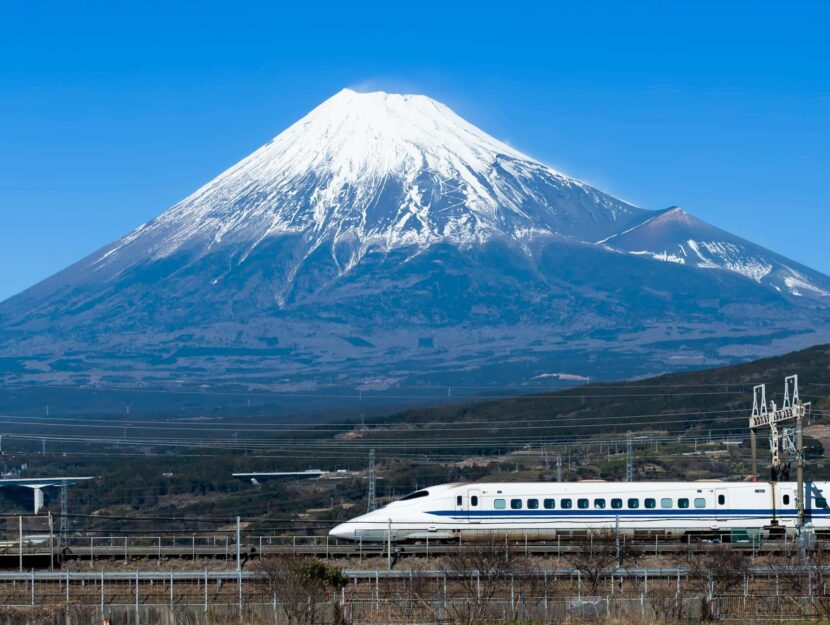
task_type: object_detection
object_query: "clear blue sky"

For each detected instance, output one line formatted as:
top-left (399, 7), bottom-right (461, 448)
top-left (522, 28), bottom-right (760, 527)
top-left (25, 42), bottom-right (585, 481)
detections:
top-left (1, 1), bottom-right (828, 301)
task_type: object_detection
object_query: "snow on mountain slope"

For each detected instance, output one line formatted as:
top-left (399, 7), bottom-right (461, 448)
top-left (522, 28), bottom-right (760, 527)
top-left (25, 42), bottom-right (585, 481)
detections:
top-left (1, 88), bottom-right (830, 400)
top-left (91, 89), bottom-right (648, 279)
top-left (602, 207), bottom-right (830, 299)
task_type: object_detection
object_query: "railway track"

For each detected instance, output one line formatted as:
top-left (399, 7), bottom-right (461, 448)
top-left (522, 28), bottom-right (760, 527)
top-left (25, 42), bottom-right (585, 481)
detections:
top-left (0, 534), bottom-right (816, 569)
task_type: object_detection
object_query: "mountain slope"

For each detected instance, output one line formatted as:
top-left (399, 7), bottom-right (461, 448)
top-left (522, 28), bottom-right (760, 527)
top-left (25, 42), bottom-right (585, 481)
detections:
top-left (602, 207), bottom-right (830, 298)
top-left (1, 89), bottom-right (829, 402)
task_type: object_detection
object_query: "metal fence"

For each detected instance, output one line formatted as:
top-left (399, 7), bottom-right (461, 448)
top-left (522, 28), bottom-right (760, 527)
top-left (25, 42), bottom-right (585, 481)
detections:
top-left (0, 569), bottom-right (828, 621)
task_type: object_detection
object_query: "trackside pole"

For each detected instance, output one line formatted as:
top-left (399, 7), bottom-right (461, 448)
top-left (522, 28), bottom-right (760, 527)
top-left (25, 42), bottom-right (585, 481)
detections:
top-left (387, 519), bottom-right (392, 570)
top-left (236, 516), bottom-right (241, 572)
top-left (797, 407), bottom-right (805, 527)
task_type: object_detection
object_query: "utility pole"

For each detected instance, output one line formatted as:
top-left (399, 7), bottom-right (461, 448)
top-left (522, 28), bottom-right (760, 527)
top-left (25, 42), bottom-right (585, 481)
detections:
top-left (59, 480), bottom-right (68, 547)
top-left (387, 518), bottom-right (392, 570)
top-left (556, 455), bottom-right (562, 483)
top-left (235, 516), bottom-right (241, 572)
top-left (626, 432), bottom-right (633, 482)
top-left (367, 449), bottom-right (377, 512)
top-left (749, 375), bottom-right (810, 526)
top-left (797, 408), bottom-right (805, 527)
top-left (48, 512), bottom-right (54, 571)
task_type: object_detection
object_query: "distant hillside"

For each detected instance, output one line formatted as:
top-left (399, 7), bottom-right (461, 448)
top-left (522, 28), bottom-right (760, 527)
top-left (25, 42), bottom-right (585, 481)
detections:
top-left (329, 342), bottom-right (830, 446)
top-left (2, 343), bottom-right (828, 528)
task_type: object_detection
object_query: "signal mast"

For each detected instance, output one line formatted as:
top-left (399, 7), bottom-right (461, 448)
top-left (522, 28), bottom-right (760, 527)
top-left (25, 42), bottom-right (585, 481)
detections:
top-left (749, 374), bottom-right (811, 526)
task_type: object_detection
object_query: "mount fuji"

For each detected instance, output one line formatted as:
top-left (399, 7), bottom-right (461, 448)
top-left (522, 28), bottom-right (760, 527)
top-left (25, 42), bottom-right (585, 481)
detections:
top-left (2, 89), bottom-right (829, 403)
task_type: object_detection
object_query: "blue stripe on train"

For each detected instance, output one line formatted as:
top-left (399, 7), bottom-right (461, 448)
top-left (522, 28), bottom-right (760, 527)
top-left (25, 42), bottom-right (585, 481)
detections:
top-left (426, 508), bottom-right (823, 518)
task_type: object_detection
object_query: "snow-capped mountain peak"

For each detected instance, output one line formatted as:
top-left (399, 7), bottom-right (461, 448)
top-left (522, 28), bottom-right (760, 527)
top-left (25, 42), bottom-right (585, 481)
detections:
top-left (95, 89), bottom-right (648, 272)
top-left (3, 88), bottom-right (830, 399)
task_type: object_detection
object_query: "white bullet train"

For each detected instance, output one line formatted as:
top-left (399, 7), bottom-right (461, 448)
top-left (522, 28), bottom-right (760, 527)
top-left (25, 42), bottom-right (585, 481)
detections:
top-left (329, 480), bottom-right (830, 542)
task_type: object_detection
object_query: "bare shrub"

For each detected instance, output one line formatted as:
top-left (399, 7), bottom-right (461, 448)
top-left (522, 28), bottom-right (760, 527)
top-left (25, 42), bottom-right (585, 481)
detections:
top-left (647, 585), bottom-right (692, 623)
top-left (769, 542), bottom-right (830, 618)
top-left (442, 535), bottom-right (524, 625)
top-left (685, 544), bottom-right (750, 620)
top-left (566, 531), bottom-right (620, 596)
top-left (252, 555), bottom-right (348, 625)
top-left (686, 544), bottom-right (750, 593)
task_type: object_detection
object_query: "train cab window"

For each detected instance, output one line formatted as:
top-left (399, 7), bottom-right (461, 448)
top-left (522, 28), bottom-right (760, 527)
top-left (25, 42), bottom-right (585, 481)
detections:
top-left (627, 498), bottom-right (639, 509)
top-left (718, 494), bottom-right (726, 505)
top-left (561, 498), bottom-right (573, 509)
top-left (783, 494), bottom-right (791, 506)
top-left (661, 498), bottom-right (672, 509)
top-left (594, 498), bottom-right (606, 509)
top-left (527, 498), bottom-right (539, 509)
top-left (644, 498), bottom-right (656, 509)
top-left (578, 498), bottom-right (589, 509)
top-left (400, 490), bottom-right (430, 501)
top-left (511, 499), bottom-right (522, 510)
top-left (543, 498), bottom-right (555, 509)
top-left (457, 496), bottom-right (463, 506)
top-left (816, 498), bottom-right (828, 509)
top-left (494, 499), bottom-right (506, 509)
top-left (694, 498), bottom-right (706, 509)
top-left (678, 498), bottom-right (689, 509)
top-left (471, 496), bottom-right (478, 507)
top-left (611, 498), bottom-right (623, 509)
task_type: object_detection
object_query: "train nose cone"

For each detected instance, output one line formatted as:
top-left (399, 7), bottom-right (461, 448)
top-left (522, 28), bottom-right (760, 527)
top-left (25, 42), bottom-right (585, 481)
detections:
top-left (329, 523), bottom-right (354, 541)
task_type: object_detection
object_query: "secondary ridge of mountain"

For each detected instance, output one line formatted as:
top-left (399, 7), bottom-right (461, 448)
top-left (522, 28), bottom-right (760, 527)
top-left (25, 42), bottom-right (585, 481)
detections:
top-left (1, 88), bottom-right (829, 408)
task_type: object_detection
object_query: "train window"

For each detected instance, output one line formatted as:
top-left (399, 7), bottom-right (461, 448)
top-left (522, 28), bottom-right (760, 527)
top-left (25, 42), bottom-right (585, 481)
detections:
top-left (511, 499), bottom-right (522, 510)
top-left (543, 499), bottom-right (555, 509)
top-left (527, 498), bottom-right (539, 509)
top-left (718, 494), bottom-right (726, 505)
top-left (457, 496), bottom-right (463, 506)
top-left (644, 498), bottom-right (656, 509)
top-left (578, 498), bottom-right (589, 509)
top-left (694, 498), bottom-right (706, 508)
top-left (471, 496), bottom-right (478, 507)
top-left (611, 498), bottom-right (622, 509)
top-left (627, 498), bottom-right (639, 509)
top-left (494, 499), bottom-right (506, 509)
top-left (817, 498), bottom-right (828, 509)
top-left (661, 498), bottom-right (672, 509)
top-left (561, 498), bottom-right (573, 509)
top-left (594, 498), bottom-right (606, 509)
top-left (678, 498), bottom-right (689, 509)
top-left (400, 490), bottom-right (430, 501)
top-left (783, 494), bottom-right (791, 505)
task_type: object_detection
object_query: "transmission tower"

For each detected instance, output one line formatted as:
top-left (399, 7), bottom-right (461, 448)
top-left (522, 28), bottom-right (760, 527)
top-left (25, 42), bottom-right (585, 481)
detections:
top-left (626, 432), bottom-right (634, 482)
top-left (367, 449), bottom-right (377, 512)
top-left (556, 455), bottom-right (562, 482)
top-left (59, 480), bottom-right (68, 547)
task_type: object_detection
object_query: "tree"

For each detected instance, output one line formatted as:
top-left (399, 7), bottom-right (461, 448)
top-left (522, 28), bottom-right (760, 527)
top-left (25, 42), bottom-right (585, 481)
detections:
top-left (685, 544), bottom-right (750, 620)
top-left (565, 533), bottom-right (619, 596)
top-left (253, 555), bottom-right (348, 625)
top-left (442, 535), bottom-right (524, 625)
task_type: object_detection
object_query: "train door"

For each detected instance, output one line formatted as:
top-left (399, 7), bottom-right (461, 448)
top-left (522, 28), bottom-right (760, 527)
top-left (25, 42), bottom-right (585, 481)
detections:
top-left (779, 485), bottom-right (796, 525)
top-left (467, 488), bottom-right (482, 522)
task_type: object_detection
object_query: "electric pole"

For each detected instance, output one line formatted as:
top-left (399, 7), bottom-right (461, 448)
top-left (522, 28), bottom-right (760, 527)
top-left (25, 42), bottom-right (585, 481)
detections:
top-left (367, 449), bottom-right (377, 512)
top-left (626, 432), bottom-right (633, 482)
